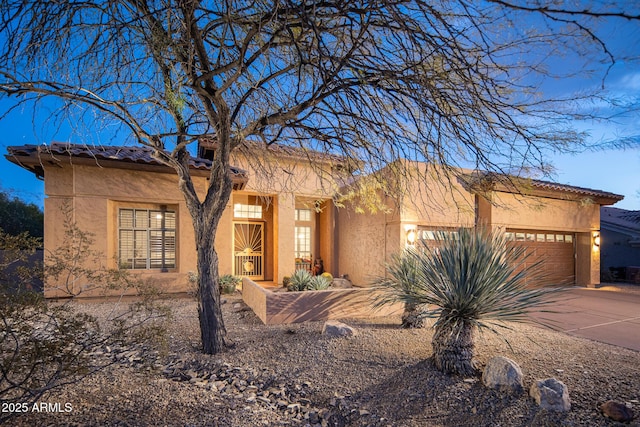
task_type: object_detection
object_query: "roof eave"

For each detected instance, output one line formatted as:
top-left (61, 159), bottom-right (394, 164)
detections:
top-left (5, 148), bottom-right (248, 190)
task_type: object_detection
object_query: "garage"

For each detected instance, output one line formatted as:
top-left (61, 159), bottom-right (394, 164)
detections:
top-left (506, 229), bottom-right (575, 286)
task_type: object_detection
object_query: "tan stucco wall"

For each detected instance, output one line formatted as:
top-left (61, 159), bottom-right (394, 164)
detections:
top-left (336, 197), bottom-right (395, 287)
top-left (41, 153), bottom-right (340, 296)
top-left (242, 278), bottom-right (402, 324)
top-left (39, 151), bottom-right (606, 296)
top-left (490, 192), bottom-right (599, 232)
top-left (335, 164), bottom-right (604, 288)
top-left (43, 164), bottom-right (199, 297)
top-left (399, 163), bottom-right (475, 227)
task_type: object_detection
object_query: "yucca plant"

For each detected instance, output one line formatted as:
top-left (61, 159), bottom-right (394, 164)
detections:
top-left (373, 249), bottom-right (427, 328)
top-left (376, 227), bottom-right (561, 376)
top-left (287, 269), bottom-right (312, 291)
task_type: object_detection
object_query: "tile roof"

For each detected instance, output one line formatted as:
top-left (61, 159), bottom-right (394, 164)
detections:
top-left (463, 171), bottom-right (624, 203)
top-left (525, 177), bottom-right (624, 201)
top-left (6, 142), bottom-right (247, 180)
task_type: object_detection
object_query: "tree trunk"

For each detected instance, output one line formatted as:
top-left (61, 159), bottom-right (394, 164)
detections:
top-left (431, 319), bottom-right (477, 376)
top-left (196, 230), bottom-right (226, 354)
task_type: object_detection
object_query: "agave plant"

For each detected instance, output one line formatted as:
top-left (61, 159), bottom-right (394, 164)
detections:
top-left (287, 268), bottom-right (312, 291)
top-left (372, 249), bottom-right (427, 328)
top-left (376, 227), bottom-right (561, 376)
top-left (308, 275), bottom-right (332, 291)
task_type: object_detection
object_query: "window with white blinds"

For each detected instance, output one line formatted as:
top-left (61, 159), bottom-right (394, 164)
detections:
top-left (118, 208), bottom-right (176, 270)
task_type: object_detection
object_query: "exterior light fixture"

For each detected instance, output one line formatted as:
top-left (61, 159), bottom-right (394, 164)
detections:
top-left (406, 229), bottom-right (417, 245)
top-left (593, 231), bottom-right (600, 251)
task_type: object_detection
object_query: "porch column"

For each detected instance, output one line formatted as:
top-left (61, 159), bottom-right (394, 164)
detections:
top-left (276, 194), bottom-right (296, 284)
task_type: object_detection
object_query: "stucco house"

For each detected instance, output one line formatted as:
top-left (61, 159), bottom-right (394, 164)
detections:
top-left (6, 141), bottom-right (623, 298)
top-left (600, 207), bottom-right (640, 282)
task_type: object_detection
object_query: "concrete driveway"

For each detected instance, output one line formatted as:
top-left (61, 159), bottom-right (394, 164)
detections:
top-left (529, 285), bottom-right (640, 351)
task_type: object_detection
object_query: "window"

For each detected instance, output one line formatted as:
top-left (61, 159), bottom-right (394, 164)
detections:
top-left (234, 203), bottom-right (262, 219)
top-left (508, 230), bottom-right (575, 244)
top-left (119, 208), bottom-right (176, 270)
top-left (295, 226), bottom-right (312, 259)
top-left (295, 209), bottom-right (311, 221)
top-left (295, 208), bottom-right (312, 259)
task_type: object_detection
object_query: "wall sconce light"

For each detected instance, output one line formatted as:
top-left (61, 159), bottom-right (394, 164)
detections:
top-left (593, 231), bottom-right (600, 250)
top-left (406, 229), bottom-right (417, 245)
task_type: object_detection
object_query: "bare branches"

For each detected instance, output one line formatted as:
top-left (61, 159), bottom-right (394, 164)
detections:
top-left (487, 0), bottom-right (640, 21)
top-left (1, 0), bottom-right (633, 184)
top-left (0, 0), bottom-right (636, 353)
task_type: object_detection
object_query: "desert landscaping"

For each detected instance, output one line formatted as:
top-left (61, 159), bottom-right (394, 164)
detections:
top-left (10, 292), bottom-right (639, 427)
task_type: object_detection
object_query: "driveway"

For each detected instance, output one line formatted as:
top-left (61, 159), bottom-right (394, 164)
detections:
top-left (529, 285), bottom-right (640, 352)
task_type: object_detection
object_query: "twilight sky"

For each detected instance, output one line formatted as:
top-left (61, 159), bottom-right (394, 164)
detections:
top-left (0, 5), bottom-right (639, 211)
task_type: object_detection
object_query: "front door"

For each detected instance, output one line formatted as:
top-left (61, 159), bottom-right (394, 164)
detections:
top-left (233, 221), bottom-right (264, 280)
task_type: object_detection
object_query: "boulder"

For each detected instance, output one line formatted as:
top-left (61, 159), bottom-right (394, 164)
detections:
top-left (322, 321), bottom-right (357, 338)
top-left (330, 278), bottom-right (353, 289)
top-left (482, 356), bottom-right (524, 393)
top-left (529, 378), bottom-right (571, 412)
top-left (600, 400), bottom-right (635, 422)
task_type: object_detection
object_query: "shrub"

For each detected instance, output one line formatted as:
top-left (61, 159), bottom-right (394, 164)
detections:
top-left (373, 248), bottom-right (426, 328)
top-left (375, 227), bottom-right (562, 376)
top-left (0, 212), bottom-right (171, 424)
top-left (308, 275), bottom-right (331, 290)
top-left (219, 274), bottom-right (241, 294)
top-left (287, 269), bottom-right (312, 291)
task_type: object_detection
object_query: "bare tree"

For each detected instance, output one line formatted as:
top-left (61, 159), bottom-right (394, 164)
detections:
top-left (0, 1), bottom-right (636, 354)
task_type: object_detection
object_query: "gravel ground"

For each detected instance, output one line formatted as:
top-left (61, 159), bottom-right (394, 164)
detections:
top-left (10, 292), bottom-right (640, 427)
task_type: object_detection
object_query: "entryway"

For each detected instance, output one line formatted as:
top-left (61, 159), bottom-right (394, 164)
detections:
top-left (233, 221), bottom-right (264, 280)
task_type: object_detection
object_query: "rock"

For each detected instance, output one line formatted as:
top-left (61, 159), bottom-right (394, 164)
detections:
top-left (256, 396), bottom-right (271, 405)
top-left (308, 411), bottom-right (320, 424)
top-left (482, 356), bottom-right (524, 393)
top-left (287, 403), bottom-right (301, 413)
top-left (529, 378), bottom-right (571, 412)
top-left (600, 400), bottom-right (634, 422)
top-left (322, 321), bottom-right (357, 338)
top-left (330, 278), bottom-right (353, 289)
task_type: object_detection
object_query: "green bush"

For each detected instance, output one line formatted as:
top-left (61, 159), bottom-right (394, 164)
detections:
top-left (219, 274), bottom-right (241, 294)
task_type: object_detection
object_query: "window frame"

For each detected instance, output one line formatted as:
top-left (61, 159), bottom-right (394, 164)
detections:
top-left (118, 207), bottom-right (176, 271)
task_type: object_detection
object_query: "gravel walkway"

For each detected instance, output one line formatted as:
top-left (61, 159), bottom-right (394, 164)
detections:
top-left (10, 293), bottom-right (640, 426)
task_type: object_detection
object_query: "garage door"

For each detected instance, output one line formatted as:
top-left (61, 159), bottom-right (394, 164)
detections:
top-left (506, 230), bottom-right (575, 286)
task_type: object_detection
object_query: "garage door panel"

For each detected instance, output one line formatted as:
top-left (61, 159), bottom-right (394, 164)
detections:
top-left (507, 230), bottom-right (575, 286)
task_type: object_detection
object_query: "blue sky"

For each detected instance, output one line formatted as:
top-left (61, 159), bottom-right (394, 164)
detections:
top-left (1, 6), bottom-right (639, 211)
top-left (1, 95), bottom-right (637, 210)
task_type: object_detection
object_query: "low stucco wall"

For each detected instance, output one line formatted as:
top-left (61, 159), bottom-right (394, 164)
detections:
top-left (242, 278), bottom-right (402, 325)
